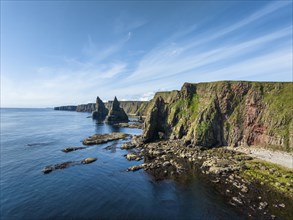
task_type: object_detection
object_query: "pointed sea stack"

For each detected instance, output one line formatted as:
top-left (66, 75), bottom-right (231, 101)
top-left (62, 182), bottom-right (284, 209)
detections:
top-left (106, 97), bottom-right (129, 123)
top-left (92, 96), bottom-right (109, 121)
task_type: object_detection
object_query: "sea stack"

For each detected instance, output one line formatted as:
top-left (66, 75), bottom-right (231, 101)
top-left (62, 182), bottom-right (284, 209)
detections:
top-left (106, 97), bottom-right (129, 123)
top-left (92, 96), bottom-right (108, 121)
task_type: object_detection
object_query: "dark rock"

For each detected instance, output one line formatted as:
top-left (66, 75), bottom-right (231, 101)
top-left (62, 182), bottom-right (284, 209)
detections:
top-left (92, 96), bottom-right (108, 121)
top-left (106, 97), bottom-right (129, 123)
top-left (62, 147), bottom-right (86, 152)
top-left (42, 161), bottom-right (75, 174)
top-left (143, 96), bottom-right (168, 142)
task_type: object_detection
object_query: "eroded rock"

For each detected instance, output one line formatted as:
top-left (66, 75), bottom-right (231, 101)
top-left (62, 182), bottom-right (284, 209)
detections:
top-left (106, 97), bottom-right (129, 123)
top-left (83, 132), bottom-right (130, 145)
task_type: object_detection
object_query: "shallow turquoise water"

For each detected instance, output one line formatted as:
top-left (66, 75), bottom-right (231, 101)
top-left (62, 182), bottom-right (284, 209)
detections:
top-left (0, 108), bottom-right (244, 219)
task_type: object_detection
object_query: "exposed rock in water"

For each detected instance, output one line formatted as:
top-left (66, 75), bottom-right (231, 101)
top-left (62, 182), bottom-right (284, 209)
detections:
top-left (62, 147), bottom-right (86, 152)
top-left (42, 161), bottom-right (77, 174)
top-left (121, 142), bottom-right (136, 150)
top-left (42, 158), bottom-right (97, 174)
top-left (92, 96), bottom-right (109, 121)
top-left (106, 97), bottom-right (129, 123)
top-left (82, 132), bottom-right (130, 145)
top-left (81, 157), bottom-right (97, 164)
top-left (142, 81), bottom-right (293, 152)
top-left (114, 122), bottom-right (143, 129)
top-left (125, 152), bottom-right (143, 161)
top-left (123, 138), bottom-right (293, 219)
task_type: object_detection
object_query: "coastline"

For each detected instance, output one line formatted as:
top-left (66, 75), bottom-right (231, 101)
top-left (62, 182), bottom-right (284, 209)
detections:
top-left (230, 146), bottom-right (293, 169)
top-left (124, 136), bottom-right (293, 219)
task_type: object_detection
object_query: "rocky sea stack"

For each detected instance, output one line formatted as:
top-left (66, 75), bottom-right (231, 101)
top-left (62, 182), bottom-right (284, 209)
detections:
top-left (92, 96), bottom-right (109, 121)
top-left (106, 97), bottom-right (129, 123)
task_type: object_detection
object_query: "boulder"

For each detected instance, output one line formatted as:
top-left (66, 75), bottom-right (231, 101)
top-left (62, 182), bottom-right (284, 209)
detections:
top-left (81, 157), bottom-right (97, 164)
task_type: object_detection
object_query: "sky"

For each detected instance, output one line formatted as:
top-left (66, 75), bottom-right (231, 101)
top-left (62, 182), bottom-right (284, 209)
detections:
top-left (1, 0), bottom-right (292, 108)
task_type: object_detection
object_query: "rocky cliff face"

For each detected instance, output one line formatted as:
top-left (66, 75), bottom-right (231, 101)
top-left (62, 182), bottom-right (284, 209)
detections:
top-left (92, 96), bottom-right (109, 121)
top-left (55, 101), bottom-right (149, 115)
top-left (76, 103), bottom-right (96, 112)
top-left (105, 101), bottom-right (149, 116)
top-left (106, 97), bottom-right (129, 123)
top-left (143, 81), bottom-right (293, 152)
top-left (54, 106), bottom-right (77, 111)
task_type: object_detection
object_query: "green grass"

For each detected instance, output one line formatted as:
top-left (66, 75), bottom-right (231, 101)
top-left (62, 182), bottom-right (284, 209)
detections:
top-left (242, 159), bottom-right (293, 194)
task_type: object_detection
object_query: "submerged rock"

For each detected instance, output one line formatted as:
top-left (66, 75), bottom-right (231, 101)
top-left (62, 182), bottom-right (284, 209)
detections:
top-left (42, 161), bottom-right (76, 174)
top-left (83, 132), bottom-right (130, 145)
top-left (42, 158), bottom-right (97, 174)
top-left (106, 97), bottom-right (129, 123)
top-left (62, 147), bottom-right (86, 152)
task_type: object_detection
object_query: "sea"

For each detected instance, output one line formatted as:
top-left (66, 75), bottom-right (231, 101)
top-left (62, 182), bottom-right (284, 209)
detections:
top-left (0, 108), bottom-right (244, 220)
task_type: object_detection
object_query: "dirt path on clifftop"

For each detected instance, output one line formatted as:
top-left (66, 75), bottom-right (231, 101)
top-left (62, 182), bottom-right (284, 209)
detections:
top-left (228, 146), bottom-right (293, 169)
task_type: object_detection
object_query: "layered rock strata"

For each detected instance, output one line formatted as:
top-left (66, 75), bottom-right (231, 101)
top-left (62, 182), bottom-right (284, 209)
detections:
top-left (143, 81), bottom-right (293, 152)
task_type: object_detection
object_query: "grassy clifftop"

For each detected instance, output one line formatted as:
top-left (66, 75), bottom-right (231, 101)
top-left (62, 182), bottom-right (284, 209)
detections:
top-left (143, 81), bottom-right (293, 152)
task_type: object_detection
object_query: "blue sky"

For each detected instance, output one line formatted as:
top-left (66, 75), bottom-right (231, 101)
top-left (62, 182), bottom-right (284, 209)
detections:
top-left (1, 0), bottom-right (292, 107)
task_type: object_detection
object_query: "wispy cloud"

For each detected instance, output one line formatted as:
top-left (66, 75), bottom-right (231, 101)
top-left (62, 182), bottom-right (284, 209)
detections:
top-left (1, 1), bottom-right (291, 107)
top-left (124, 26), bottom-right (291, 83)
top-left (113, 14), bottom-right (147, 34)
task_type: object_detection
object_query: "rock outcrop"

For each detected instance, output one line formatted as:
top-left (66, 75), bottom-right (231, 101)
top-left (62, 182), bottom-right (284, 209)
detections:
top-left (92, 96), bottom-right (109, 121)
top-left (105, 97), bottom-right (129, 123)
top-left (82, 132), bottom-right (130, 145)
top-left (143, 81), bottom-right (293, 152)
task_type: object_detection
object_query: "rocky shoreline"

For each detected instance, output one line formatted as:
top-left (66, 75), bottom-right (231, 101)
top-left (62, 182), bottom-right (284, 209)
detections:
top-left (122, 136), bottom-right (293, 219)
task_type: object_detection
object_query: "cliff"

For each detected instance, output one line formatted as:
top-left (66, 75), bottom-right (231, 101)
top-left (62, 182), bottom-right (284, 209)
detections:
top-left (55, 101), bottom-right (149, 115)
top-left (54, 106), bottom-right (77, 111)
top-left (105, 101), bottom-right (149, 116)
top-left (76, 103), bottom-right (96, 112)
top-left (143, 81), bottom-right (293, 152)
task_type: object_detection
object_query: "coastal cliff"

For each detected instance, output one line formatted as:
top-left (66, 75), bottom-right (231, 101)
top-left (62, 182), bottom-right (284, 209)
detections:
top-left (143, 81), bottom-right (293, 152)
top-left (55, 101), bottom-right (149, 115)
top-left (105, 101), bottom-right (149, 116)
top-left (76, 103), bottom-right (96, 112)
top-left (54, 106), bottom-right (77, 111)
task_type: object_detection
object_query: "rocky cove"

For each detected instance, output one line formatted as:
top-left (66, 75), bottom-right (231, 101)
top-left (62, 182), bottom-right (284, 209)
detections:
top-left (52, 81), bottom-right (293, 219)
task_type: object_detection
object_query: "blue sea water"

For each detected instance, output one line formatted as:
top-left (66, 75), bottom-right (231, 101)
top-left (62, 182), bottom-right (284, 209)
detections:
top-left (0, 108), bottom-right (244, 220)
